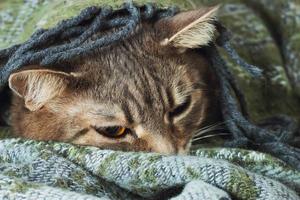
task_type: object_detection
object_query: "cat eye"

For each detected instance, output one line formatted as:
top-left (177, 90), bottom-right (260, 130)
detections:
top-left (94, 126), bottom-right (128, 138)
top-left (168, 96), bottom-right (191, 118)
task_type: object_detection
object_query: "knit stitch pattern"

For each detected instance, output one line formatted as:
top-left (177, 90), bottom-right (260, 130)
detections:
top-left (0, 138), bottom-right (298, 200)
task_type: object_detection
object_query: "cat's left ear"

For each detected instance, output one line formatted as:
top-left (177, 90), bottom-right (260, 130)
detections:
top-left (157, 6), bottom-right (219, 50)
top-left (8, 69), bottom-right (72, 111)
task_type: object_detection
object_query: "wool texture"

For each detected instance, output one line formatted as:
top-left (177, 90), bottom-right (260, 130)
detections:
top-left (0, 138), bottom-right (298, 200)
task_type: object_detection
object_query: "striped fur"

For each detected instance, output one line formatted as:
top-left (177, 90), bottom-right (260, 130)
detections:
top-left (9, 8), bottom-right (221, 154)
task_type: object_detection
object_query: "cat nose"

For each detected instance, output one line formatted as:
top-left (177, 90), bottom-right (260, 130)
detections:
top-left (148, 140), bottom-right (176, 154)
top-left (177, 147), bottom-right (189, 155)
top-left (143, 134), bottom-right (176, 154)
top-left (134, 125), bottom-right (176, 154)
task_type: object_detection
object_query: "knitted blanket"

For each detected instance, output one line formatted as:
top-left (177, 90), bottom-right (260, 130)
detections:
top-left (0, 1), bottom-right (300, 200)
top-left (0, 136), bottom-right (299, 200)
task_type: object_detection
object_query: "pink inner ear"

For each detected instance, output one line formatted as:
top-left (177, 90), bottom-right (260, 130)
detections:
top-left (9, 69), bottom-right (72, 111)
top-left (157, 6), bottom-right (219, 49)
top-left (9, 73), bottom-right (28, 98)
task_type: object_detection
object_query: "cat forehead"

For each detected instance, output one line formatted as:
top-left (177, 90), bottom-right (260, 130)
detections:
top-left (81, 49), bottom-right (186, 85)
top-left (82, 57), bottom-right (192, 93)
top-left (80, 23), bottom-right (207, 78)
top-left (74, 26), bottom-right (209, 100)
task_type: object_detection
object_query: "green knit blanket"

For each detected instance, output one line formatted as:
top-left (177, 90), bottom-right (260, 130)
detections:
top-left (0, 0), bottom-right (300, 199)
top-left (0, 137), bottom-right (299, 200)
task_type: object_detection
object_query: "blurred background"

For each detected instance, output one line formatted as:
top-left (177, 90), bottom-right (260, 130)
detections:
top-left (0, 0), bottom-right (300, 126)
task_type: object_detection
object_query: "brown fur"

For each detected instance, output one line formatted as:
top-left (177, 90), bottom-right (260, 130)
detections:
top-left (9, 7), bottom-right (221, 154)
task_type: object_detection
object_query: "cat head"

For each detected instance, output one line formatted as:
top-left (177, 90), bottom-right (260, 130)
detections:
top-left (9, 6), bottom-right (221, 154)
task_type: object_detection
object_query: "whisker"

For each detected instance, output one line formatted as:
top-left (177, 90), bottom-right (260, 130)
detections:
top-left (193, 121), bottom-right (228, 137)
top-left (192, 127), bottom-right (226, 139)
top-left (192, 132), bottom-right (230, 142)
top-left (195, 122), bottom-right (224, 133)
top-left (192, 119), bottom-right (236, 139)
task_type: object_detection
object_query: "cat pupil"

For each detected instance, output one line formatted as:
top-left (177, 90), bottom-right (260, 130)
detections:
top-left (105, 127), bottom-right (122, 135)
top-left (94, 126), bottom-right (127, 138)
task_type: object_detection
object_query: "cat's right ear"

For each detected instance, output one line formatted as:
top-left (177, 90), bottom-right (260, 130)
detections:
top-left (8, 69), bottom-right (73, 111)
top-left (156, 6), bottom-right (219, 50)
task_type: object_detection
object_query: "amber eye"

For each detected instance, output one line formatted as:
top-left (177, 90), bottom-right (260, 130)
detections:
top-left (94, 126), bottom-right (128, 138)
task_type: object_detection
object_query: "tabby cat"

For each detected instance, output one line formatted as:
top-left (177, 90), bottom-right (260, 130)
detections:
top-left (8, 7), bottom-right (221, 154)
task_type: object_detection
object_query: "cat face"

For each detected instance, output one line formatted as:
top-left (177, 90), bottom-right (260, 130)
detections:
top-left (9, 7), bottom-right (221, 154)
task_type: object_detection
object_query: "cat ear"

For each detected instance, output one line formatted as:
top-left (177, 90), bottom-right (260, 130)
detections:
top-left (9, 69), bottom-right (72, 111)
top-left (158, 6), bottom-right (219, 49)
